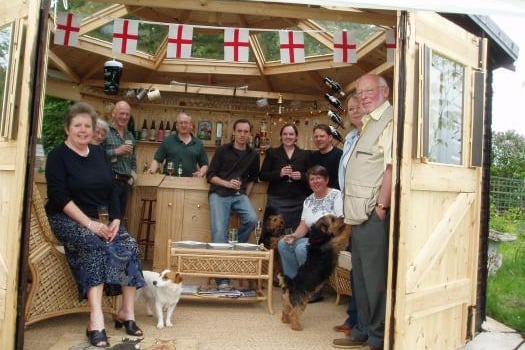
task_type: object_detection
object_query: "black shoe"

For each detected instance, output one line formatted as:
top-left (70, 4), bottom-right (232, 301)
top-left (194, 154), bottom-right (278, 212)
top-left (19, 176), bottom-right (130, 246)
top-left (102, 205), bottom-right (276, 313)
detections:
top-left (308, 292), bottom-right (324, 303)
top-left (115, 319), bottom-right (143, 336)
top-left (86, 329), bottom-right (109, 348)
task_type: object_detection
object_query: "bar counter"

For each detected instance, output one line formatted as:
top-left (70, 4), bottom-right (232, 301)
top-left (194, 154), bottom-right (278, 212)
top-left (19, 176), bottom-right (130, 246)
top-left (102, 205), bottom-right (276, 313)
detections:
top-left (131, 175), bottom-right (267, 270)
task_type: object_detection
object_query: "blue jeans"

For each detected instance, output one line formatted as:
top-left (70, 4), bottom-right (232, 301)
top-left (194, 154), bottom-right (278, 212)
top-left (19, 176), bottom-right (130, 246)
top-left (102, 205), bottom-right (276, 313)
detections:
top-left (277, 237), bottom-right (308, 278)
top-left (209, 192), bottom-right (258, 287)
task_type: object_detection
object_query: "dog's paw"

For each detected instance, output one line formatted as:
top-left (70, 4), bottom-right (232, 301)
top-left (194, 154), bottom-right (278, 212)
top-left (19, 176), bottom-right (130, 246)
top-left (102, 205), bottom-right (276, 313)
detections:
top-left (165, 321), bottom-right (173, 327)
top-left (156, 322), bottom-right (165, 329)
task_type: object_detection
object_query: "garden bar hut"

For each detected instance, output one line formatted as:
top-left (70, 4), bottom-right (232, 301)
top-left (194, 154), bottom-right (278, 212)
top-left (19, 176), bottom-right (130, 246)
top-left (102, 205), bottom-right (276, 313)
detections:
top-left (0, 1), bottom-right (519, 349)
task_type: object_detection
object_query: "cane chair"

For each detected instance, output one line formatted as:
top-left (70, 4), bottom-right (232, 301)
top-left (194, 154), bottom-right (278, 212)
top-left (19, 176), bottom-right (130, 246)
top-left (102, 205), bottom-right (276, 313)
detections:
top-left (24, 183), bottom-right (118, 326)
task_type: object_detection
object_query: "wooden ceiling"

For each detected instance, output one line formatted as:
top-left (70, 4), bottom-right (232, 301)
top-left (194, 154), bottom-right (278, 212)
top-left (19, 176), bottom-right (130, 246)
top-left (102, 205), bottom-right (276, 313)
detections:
top-left (47, 0), bottom-right (397, 102)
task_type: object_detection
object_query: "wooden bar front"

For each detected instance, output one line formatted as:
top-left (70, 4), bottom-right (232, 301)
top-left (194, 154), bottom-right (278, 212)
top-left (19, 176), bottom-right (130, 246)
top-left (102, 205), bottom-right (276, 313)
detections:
top-left (151, 177), bottom-right (267, 270)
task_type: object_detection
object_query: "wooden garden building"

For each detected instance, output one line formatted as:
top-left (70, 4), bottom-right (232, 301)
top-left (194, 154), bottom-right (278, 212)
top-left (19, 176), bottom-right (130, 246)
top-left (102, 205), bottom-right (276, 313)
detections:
top-left (0, 0), bottom-right (519, 349)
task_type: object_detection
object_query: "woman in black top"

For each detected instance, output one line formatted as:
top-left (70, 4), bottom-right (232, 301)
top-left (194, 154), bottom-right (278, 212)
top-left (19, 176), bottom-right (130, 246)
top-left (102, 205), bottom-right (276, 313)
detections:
top-left (259, 123), bottom-right (310, 245)
top-left (45, 102), bottom-right (145, 348)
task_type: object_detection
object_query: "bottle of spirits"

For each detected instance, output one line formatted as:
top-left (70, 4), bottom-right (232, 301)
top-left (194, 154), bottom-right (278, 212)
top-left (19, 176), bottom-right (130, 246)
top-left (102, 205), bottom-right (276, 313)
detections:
top-left (324, 76), bottom-right (345, 97)
top-left (140, 119), bottom-right (148, 141)
top-left (156, 120), bottom-right (165, 142)
top-left (328, 110), bottom-right (345, 129)
top-left (325, 93), bottom-right (343, 112)
top-left (149, 120), bottom-right (157, 141)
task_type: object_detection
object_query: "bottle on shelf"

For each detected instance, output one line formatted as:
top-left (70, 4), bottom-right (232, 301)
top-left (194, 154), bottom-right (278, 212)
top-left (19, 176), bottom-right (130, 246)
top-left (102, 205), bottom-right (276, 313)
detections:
top-left (149, 120), bottom-right (157, 142)
top-left (254, 133), bottom-right (261, 149)
top-left (127, 114), bottom-right (136, 134)
top-left (328, 125), bottom-right (344, 143)
top-left (171, 121), bottom-right (177, 135)
top-left (324, 76), bottom-right (345, 97)
top-left (165, 121), bottom-right (171, 135)
top-left (328, 110), bottom-right (345, 129)
top-left (324, 93), bottom-right (343, 112)
top-left (140, 119), bottom-right (148, 141)
top-left (156, 120), bottom-right (165, 142)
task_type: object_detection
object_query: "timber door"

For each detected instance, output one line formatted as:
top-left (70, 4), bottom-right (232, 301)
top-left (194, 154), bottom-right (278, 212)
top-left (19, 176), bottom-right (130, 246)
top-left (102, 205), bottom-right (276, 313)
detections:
top-left (388, 11), bottom-right (486, 350)
top-left (1, 1), bottom-right (49, 349)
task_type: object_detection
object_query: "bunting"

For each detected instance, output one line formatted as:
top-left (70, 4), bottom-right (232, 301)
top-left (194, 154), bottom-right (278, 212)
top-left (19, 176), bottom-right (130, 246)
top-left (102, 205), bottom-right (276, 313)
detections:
top-left (54, 12), bottom-right (396, 65)
top-left (386, 28), bottom-right (396, 62)
top-left (224, 28), bottom-right (250, 62)
top-left (333, 30), bottom-right (357, 64)
top-left (167, 24), bottom-right (193, 59)
top-left (54, 12), bottom-right (81, 47)
top-left (112, 19), bottom-right (139, 54)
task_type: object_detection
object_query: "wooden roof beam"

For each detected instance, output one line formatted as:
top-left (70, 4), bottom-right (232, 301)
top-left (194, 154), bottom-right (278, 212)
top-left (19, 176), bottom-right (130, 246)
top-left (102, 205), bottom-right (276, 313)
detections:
top-left (48, 50), bottom-right (80, 83)
top-left (81, 80), bottom-right (318, 101)
top-left (78, 4), bottom-right (130, 35)
top-left (249, 32), bottom-right (273, 92)
top-left (89, 0), bottom-right (396, 26)
top-left (296, 19), bottom-right (333, 50)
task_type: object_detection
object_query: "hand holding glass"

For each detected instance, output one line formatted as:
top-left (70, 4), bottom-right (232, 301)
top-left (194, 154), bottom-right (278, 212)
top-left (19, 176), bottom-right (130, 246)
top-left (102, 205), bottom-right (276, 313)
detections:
top-left (285, 164), bottom-right (293, 183)
top-left (97, 206), bottom-right (109, 225)
top-left (234, 177), bottom-right (242, 195)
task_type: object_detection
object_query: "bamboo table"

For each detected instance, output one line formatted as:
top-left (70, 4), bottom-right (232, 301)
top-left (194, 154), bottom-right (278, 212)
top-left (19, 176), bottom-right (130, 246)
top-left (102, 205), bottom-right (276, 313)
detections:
top-left (167, 240), bottom-right (274, 314)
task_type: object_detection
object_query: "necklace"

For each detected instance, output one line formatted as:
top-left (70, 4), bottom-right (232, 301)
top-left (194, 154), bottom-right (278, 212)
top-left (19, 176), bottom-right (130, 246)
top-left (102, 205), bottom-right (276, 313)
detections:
top-left (65, 141), bottom-right (90, 157)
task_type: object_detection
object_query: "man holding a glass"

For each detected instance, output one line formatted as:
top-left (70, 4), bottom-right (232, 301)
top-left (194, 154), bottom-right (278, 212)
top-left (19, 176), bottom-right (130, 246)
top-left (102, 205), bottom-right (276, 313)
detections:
top-left (206, 118), bottom-right (260, 290)
top-left (148, 112), bottom-right (208, 177)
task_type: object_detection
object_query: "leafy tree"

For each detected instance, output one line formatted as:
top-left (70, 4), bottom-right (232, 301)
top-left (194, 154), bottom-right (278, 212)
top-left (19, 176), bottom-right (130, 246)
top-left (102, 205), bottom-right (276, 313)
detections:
top-left (491, 130), bottom-right (525, 179)
top-left (42, 96), bottom-right (72, 155)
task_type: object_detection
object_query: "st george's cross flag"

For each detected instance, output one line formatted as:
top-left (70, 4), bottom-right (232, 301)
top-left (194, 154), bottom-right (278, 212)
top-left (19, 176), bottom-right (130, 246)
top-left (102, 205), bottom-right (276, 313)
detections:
top-left (112, 19), bottom-right (139, 54)
top-left (279, 30), bottom-right (305, 64)
top-left (333, 30), bottom-right (357, 64)
top-left (224, 28), bottom-right (250, 62)
top-left (54, 12), bottom-right (81, 47)
top-left (386, 27), bottom-right (396, 62)
top-left (167, 24), bottom-right (193, 59)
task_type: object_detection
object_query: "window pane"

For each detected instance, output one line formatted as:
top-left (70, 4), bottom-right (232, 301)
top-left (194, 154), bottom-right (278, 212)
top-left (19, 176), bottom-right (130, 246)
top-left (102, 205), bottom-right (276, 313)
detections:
top-left (427, 51), bottom-right (464, 165)
top-left (0, 23), bottom-right (13, 136)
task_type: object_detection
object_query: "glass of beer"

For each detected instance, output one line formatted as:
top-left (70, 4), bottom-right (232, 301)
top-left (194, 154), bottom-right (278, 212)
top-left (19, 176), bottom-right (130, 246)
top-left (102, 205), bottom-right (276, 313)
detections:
top-left (97, 205), bottom-right (109, 225)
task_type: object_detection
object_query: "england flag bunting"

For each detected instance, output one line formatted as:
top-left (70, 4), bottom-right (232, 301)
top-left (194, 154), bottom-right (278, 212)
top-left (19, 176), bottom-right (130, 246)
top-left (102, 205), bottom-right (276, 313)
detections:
top-left (167, 24), bottom-right (193, 59)
top-left (112, 19), bottom-right (139, 54)
top-left (224, 28), bottom-right (250, 62)
top-left (279, 30), bottom-right (305, 64)
top-left (386, 28), bottom-right (396, 63)
top-left (54, 12), bottom-right (81, 47)
top-left (333, 30), bottom-right (357, 64)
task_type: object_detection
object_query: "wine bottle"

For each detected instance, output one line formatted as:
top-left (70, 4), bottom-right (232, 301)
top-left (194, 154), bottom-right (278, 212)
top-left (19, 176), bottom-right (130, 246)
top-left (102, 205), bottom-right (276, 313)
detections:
top-left (329, 125), bottom-right (343, 143)
top-left (140, 119), bottom-right (148, 141)
top-left (328, 110), bottom-right (345, 129)
top-left (127, 114), bottom-right (136, 134)
top-left (177, 162), bottom-right (183, 177)
top-left (165, 121), bottom-right (171, 135)
top-left (171, 120), bottom-right (177, 135)
top-left (156, 120), bottom-right (165, 142)
top-left (325, 93), bottom-right (343, 111)
top-left (254, 133), bottom-right (261, 148)
top-left (324, 76), bottom-right (345, 97)
top-left (149, 120), bottom-right (157, 141)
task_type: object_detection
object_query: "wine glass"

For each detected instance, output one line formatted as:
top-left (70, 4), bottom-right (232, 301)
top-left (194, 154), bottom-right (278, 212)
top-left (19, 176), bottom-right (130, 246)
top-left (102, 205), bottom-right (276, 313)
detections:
top-left (286, 163), bottom-right (293, 183)
top-left (228, 228), bottom-right (239, 245)
top-left (166, 161), bottom-right (174, 176)
top-left (254, 221), bottom-right (262, 248)
top-left (234, 176), bottom-right (242, 195)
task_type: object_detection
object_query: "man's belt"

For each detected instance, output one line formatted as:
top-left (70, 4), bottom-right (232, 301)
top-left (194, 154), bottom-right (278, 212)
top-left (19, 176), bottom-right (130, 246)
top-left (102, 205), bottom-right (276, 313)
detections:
top-left (113, 173), bottom-right (131, 182)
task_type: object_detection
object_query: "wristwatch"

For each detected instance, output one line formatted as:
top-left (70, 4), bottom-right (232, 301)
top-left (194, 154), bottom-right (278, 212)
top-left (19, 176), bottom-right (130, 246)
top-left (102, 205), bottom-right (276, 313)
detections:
top-left (376, 203), bottom-right (388, 210)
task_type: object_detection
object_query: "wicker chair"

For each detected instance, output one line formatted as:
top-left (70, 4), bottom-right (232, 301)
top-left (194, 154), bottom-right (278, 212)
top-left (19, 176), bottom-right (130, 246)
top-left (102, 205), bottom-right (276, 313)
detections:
top-left (24, 183), bottom-right (118, 326)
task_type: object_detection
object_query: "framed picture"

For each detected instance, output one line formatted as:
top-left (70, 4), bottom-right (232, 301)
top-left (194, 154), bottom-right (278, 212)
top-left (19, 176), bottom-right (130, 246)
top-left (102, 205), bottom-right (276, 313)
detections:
top-left (197, 120), bottom-right (212, 141)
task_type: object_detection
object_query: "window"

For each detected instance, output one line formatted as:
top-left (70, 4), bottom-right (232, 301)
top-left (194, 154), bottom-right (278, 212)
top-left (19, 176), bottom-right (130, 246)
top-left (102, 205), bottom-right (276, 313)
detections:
top-left (422, 47), bottom-right (465, 165)
top-left (0, 23), bottom-right (13, 139)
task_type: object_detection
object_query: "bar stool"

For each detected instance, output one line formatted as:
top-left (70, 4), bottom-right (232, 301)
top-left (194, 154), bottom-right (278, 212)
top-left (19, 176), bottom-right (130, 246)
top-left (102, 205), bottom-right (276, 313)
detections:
top-left (138, 198), bottom-right (156, 261)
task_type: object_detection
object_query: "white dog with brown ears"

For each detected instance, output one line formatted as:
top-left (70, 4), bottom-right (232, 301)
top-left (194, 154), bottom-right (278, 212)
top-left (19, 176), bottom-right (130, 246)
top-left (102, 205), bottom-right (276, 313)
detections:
top-left (138, 269), bottom-right (183, 329)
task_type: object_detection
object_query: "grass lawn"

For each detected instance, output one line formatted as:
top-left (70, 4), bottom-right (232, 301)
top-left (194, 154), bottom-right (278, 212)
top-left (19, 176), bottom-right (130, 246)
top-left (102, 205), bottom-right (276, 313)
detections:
top-left (486, 213), bottom-right (525, 335)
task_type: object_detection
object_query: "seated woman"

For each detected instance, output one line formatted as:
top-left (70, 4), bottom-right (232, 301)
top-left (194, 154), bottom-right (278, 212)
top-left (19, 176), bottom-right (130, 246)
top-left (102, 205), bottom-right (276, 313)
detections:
top-left (277, 165), bottom-right (343, 302)
top-left (91, 117), bottom-right (110, 145)
top-left (45, 102), bottom-right (145, 348)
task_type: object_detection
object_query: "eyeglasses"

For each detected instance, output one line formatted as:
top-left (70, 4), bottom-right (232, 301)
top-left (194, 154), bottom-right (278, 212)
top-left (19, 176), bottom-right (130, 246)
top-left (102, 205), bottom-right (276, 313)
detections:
top-left (356, 86), bottom-right (384, 98)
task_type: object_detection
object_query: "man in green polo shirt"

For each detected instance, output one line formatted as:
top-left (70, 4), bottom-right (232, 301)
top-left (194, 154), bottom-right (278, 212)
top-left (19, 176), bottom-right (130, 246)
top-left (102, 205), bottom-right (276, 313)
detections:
top-left (148, 112), bottom-right (209, 177)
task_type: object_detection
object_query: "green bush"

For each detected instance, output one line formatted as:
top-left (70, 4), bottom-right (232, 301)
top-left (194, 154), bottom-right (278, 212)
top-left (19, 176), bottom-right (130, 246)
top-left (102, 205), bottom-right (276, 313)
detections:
top-left (42, 96), bottom-right (72, 155)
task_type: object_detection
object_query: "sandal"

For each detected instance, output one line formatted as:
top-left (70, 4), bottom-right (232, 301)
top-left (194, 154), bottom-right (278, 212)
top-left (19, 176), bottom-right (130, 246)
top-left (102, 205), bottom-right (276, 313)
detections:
top-left (115, 319), bottom-right (143, 336)
top-left (86, 329), bottom-right (110, 348)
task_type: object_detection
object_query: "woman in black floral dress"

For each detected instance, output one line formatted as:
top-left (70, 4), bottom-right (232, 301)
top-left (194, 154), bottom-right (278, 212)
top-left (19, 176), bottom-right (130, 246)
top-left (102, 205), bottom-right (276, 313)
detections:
top-left (45, 102), bottom-right (145, 348)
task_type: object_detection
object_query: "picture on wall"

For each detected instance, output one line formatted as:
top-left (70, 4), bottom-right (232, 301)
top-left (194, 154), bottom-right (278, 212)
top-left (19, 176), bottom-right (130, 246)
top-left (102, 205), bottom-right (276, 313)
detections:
top-left (197, 120), bottom-right (212, 141)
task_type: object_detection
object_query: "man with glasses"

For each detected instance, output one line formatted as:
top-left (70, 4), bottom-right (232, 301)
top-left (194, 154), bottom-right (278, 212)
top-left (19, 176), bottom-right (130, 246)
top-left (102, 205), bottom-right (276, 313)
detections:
top-left (148, 112), bottom-right (209, 177)
top-left (333, 74), bottom-right (393, 350)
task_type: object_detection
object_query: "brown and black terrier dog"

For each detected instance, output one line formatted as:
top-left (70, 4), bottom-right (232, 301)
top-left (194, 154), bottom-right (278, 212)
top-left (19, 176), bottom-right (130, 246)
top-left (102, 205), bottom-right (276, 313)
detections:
top-left (265, 214), bottom-right (285, 283)
top-left (279, 214), bottom-right (351, 331)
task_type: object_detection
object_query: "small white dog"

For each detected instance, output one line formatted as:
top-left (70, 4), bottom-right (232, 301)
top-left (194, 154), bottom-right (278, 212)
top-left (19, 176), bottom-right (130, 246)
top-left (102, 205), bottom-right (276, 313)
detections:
top-left (138, 269), bottom-right (183, 329)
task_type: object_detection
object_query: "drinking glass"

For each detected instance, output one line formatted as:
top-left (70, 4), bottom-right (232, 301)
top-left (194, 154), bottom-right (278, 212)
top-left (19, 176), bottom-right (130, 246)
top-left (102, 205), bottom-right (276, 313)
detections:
top-left (97, 205), bottom-right (109, 225)
top-left (228, 228), bottom-right (239, 244)
top-left (254, 222), bottom-right (262, 247)
top-left (234, 177), bottom-right (242, 195)
top-left (285, 227), bottom-right (293, 236)
top-left (166, 161), bottom-right (174, 176)
top-left (286, 163), bottom-right (293, 183)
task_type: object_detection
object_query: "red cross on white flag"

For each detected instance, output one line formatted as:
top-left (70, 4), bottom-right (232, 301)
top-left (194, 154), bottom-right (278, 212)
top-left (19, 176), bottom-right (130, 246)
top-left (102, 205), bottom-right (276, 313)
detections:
top-left (386, 28), bottom-right (396, 63)
top-left (279, 30), bottom-right (305, 64)
top-left (224, 28), bottom-right (250, 62)
top-left (54, 12), bottom-right (81, 47)
top-left (333, 30), bottom-right (357, 64)
top-left (112, 19), bottom-right (139, 54)
top-left (167, 24), bottom-right (193, 59)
